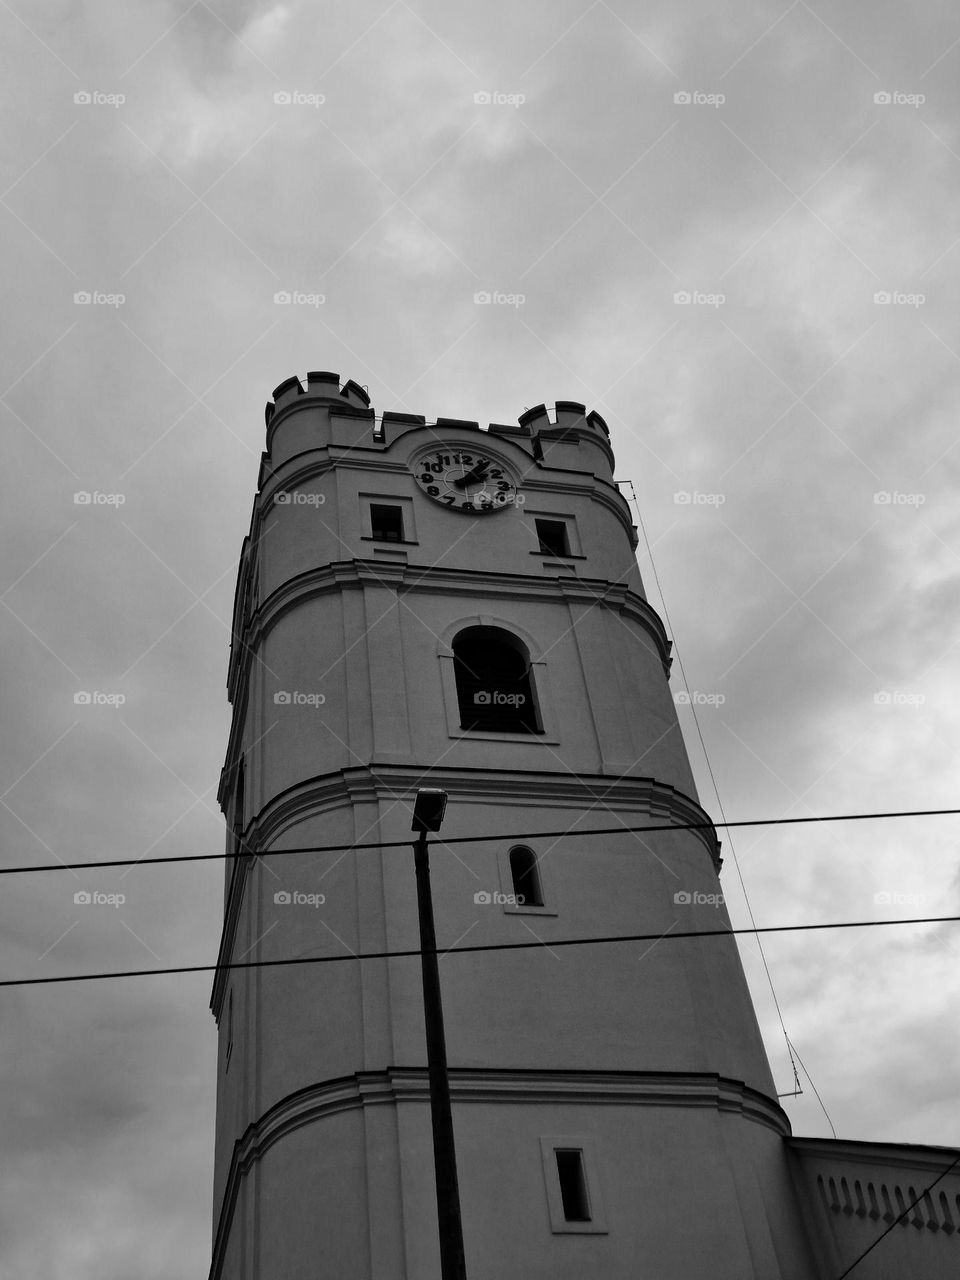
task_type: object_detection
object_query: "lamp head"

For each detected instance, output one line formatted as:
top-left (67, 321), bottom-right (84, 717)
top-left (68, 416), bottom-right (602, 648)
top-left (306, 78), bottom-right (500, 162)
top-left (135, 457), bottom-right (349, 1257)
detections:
top-left (412, 788), bottom-right (448, 833)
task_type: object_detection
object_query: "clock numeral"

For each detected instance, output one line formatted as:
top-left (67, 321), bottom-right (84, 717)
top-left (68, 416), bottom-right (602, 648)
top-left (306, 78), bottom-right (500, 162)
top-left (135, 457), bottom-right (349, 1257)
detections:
top-left (488, 469), bottom-right (503, 479)
top-left (419, 473), bottom-right (433, 483)
top-left (427, 485), bottom-right (440, 495)
top-left (497, 481), bottom-right (510, 492)
top-left (441, 494), bottom-right (456, 505)
top-left (460, 502), bottom-right (475, 512)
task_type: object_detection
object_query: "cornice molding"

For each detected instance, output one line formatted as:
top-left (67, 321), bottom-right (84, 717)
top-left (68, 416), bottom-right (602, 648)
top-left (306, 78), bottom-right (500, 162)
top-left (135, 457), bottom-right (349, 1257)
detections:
top-left (788, 1135), bottom-right (960, 1174)
top-left (209, 766), bottom-right (720, 1018)
top-left (208, 1068), bottom-right (789, 1280)
top-left (226, 562), bottom-right (670, 705)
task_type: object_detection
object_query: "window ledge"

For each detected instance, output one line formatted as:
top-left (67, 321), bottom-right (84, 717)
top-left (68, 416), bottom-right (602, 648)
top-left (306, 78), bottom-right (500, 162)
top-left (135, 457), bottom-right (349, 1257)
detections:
top-left (503, 906), bottom-right (558, 917)
top-left (529, 551), bottom-right (586, 560)
top-left (360, 537), bottom-right (420, 545)
top-left (450, 729), bottom-right (561, 745)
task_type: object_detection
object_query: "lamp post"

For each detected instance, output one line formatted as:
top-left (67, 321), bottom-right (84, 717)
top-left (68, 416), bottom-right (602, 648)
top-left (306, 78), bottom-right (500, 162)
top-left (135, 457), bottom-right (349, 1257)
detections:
top-left (411, 787), bottom-right (467, 1280)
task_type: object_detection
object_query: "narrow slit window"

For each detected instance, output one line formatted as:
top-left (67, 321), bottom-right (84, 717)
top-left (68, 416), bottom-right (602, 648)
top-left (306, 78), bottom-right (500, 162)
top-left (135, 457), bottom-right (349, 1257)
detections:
top-left (556, 1149), bottom-right (591, 1222)
top-left (536, 519), bottom-right (569, 557)
top-left (371, 504), bottom-right (404, 542)
top-left (510, 846), bottom-right (544, 907)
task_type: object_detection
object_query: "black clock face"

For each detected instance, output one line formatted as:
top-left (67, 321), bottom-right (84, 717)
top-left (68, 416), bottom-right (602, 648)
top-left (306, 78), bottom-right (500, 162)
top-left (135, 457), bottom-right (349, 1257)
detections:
top-left (412, 447), bottom-right (518, 513)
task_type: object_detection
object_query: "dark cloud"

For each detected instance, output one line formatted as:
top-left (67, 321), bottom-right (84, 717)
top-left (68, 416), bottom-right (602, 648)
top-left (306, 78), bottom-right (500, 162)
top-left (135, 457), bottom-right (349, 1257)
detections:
top-left (1, 0), bottom-right (958, 1272)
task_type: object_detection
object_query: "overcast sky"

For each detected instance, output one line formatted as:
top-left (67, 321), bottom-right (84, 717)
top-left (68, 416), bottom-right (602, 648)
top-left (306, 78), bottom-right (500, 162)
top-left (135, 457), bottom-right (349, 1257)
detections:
top-left (1, 0), bottom-right (959, 1275)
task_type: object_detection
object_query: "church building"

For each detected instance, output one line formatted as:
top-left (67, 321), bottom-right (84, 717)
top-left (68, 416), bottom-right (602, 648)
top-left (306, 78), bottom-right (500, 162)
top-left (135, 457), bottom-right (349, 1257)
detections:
top-left (209, 372), bottom-right (959, 1279)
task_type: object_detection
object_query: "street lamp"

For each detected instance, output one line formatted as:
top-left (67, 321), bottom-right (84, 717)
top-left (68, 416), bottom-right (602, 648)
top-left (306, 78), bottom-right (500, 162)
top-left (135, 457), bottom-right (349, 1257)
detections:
top-left (411, 787), bottom-right (467, 1280)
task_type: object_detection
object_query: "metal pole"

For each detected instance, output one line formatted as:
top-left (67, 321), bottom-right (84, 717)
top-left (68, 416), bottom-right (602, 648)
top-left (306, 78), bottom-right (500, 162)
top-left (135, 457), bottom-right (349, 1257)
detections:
top-left (413, 830), bottom-right (467, 1280)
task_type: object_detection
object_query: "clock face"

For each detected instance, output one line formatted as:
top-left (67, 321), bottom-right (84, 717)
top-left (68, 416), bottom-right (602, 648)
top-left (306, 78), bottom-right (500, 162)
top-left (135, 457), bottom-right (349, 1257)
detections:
top-left (412, 446), bottom-right (518, 513)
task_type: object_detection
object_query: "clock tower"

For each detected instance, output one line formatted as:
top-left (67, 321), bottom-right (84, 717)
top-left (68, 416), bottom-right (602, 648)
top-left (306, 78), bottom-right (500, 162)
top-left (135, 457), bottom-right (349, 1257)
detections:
top-left (209, 372), bottom-right (819, 1279)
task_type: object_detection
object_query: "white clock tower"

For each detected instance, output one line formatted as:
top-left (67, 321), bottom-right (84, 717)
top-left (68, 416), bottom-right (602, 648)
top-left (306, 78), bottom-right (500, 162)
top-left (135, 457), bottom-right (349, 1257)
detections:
top-left (208, 371), bottom-right (819, 1278)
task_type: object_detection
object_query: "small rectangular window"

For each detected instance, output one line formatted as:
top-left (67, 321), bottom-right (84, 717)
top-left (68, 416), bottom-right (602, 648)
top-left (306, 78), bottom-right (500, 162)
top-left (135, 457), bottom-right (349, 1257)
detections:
top-left (556, 1149), bottom-right (591, 1221)
top-left (536, 519), bottom-right (569, 557)
top-left (371, 504), bottom-right (404, 542)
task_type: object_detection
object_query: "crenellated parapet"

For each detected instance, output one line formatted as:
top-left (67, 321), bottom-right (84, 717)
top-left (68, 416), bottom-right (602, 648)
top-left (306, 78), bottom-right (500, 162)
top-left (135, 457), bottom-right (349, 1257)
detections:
top-left (264, 371), bottom-right (371, 427)
top-left (263, 377), bottom-right (617, 482)
top-left (263, 371), bottom-right (377, 468)
top-left (518, 401), bottom-right (615, 480)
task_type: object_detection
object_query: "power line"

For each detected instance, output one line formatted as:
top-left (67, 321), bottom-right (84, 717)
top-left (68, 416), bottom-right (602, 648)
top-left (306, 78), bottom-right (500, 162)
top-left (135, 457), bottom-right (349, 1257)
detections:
top-left (3, 806), bottom-right (960, 878)
top-left (2, 913), bottom-right (956, 989)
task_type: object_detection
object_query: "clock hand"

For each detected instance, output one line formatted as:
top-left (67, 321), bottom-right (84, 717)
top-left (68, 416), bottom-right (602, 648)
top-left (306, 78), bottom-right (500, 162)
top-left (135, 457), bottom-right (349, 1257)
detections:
top-left (453, 464), bottom-right (490, 491)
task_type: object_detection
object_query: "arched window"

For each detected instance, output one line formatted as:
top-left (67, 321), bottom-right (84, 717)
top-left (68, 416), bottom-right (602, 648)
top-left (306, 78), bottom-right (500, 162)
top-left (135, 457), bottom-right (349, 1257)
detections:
top-left (510, 846), bottom-right (544, 907)
top-left (453, 626), bottom-right (541, 733)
